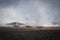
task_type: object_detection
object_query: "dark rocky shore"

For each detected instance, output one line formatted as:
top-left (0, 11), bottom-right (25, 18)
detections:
top-left (0, 27), bottom-right (60, 40)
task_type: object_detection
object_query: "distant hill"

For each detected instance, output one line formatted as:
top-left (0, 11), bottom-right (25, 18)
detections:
top-left (6, 22), bottom-right (25, 27)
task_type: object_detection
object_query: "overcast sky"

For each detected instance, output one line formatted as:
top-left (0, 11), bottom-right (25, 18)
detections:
top-left (0, 0), bottom-right (60, 26)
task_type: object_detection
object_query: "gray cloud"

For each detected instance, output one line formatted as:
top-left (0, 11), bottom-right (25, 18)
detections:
top-left (0, 0), bottom-right (20, 8)
top-left (0, 0), bottom-right (60, 26)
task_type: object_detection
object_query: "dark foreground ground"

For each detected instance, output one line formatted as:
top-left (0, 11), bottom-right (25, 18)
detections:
top-left (0, 27), bottom-right (60, 40)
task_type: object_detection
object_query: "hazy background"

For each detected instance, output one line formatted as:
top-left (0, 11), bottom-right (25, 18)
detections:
top-left (0, 0), bottom-right (60, 26)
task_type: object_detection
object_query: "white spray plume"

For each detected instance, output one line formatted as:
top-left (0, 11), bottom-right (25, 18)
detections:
top-left (38, 5), bottom-right (52, 26)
